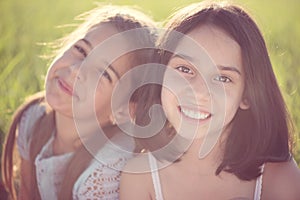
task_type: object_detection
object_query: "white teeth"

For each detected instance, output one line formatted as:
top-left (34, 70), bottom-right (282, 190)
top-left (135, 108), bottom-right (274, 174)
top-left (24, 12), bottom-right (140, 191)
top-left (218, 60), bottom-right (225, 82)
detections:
top-left (181, 107), bottom-right (210, 120)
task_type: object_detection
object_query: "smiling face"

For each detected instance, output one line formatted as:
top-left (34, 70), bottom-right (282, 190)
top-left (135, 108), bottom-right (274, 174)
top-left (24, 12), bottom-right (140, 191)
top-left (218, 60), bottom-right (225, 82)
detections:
top-left (45, 23), bottom-right (131, 126)
top-left (161, 24), bottom-right (249, 139)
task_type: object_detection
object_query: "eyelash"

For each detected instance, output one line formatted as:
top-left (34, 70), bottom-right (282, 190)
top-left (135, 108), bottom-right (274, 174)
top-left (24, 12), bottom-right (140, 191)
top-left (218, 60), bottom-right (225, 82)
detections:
top-left (174, 64), bottom-right (232, 83)
top-left (74, 45), bottom-right (87, 57)
top-left (213, 75), bottom-right (232, 83)
top-left (175, 65), bottom-right (194, 75)
top-left (98, 70), bottom-right (112, 83)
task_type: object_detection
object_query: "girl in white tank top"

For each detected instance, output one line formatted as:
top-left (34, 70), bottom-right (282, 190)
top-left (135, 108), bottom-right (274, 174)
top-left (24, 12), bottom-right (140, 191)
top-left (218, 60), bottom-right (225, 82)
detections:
top-left (119, 1), bottom-right (299, 200)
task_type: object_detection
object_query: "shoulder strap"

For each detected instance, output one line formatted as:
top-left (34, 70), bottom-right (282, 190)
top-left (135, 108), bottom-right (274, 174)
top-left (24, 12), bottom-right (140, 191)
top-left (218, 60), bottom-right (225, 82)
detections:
top-left (254, 164), bottom-right (265, 200)
top-left (148, 153), bottom-right (164, 200)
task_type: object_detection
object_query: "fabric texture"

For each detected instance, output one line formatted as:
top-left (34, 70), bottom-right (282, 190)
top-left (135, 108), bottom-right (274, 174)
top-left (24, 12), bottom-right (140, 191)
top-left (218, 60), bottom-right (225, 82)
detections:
top-left (17, 103), bottom-right (45, 160)
top-left (17, 103), bottom-right (134, 200)
top-left (73, 134), bottom-right (135, 200)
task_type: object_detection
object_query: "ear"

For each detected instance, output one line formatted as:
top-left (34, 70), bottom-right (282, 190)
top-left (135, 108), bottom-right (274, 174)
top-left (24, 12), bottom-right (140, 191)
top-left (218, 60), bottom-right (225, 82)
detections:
top-left (109, 114), bottom-right (116, 125)
top-left (109, 102), bottom-right (135, 125)
top-left (239, 98), bottom-right (250, 110)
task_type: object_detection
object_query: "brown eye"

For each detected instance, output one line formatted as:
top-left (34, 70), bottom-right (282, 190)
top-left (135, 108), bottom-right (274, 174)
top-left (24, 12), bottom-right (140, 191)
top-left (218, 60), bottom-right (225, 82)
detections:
top-left (98, 69), bottom-right (112, 83)
top-left (175, 66), bottom-right (193, 74)
top-left (213, 75), bottom-right (231, 83)
top-left (102, 71), bottom-right (112, 82)
top-left (74, 45), bottom-right (87, 57)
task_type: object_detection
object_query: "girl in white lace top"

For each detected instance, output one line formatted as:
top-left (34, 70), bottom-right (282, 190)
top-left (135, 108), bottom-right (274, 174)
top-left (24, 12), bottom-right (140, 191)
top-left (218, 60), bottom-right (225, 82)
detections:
top-left (120, 1), bottom-right (300, 200)
top-left (2, 5), bottom-right (157, 200)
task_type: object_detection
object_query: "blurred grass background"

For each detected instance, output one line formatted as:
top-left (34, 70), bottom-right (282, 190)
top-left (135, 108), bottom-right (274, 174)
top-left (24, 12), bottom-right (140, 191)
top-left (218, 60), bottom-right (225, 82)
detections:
top-left (0, 0), bottom-right (299, 168)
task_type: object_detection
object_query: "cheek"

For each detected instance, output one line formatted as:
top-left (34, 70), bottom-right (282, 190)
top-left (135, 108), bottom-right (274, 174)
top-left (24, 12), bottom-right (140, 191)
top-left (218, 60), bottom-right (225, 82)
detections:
top-left (224, 92), bottom-right (244, 118)
top-left (96, 81), bottom-right (117, 110)
top-left (94, 85), bottom-right (113, 110)
top-left (161, 87), bottom-right (177, 114)
top-left (94, 91), bottom-right (112, 125)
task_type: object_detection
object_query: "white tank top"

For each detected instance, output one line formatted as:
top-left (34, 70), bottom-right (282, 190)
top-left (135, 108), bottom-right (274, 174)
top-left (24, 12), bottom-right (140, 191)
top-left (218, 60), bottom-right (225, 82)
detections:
top-left (148, 153), bottom-right (264, 200)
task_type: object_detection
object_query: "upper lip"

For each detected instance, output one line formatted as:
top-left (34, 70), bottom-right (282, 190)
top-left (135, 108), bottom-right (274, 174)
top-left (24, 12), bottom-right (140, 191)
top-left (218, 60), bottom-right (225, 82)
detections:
top-left (57, 78), bottom-right (76, 96)
top-left (179, 105), bottom-right (211, 120)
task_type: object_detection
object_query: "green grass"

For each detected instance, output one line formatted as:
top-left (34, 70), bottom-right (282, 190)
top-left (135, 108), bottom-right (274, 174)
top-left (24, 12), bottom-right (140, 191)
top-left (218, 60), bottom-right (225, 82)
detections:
top-left (0, 0), bottom-right (299, 166)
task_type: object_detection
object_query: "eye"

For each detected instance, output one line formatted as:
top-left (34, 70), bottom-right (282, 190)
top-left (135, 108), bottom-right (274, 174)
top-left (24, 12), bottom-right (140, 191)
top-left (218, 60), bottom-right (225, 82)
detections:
top-left (213, 75), bottom-right (231, 83)
top-left (102, 71), bottom-right (112, 82)
top-left (175, 65), bottom-right (194, 75)
top-left (74, 45), bottom-right (87, 57)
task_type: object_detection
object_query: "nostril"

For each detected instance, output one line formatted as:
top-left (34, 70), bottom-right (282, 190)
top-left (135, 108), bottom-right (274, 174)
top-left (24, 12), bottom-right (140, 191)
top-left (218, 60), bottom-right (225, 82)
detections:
top-left (76, 71), bottom-right (86, 82)
top-left (69, 64), bottom-right (84, 81)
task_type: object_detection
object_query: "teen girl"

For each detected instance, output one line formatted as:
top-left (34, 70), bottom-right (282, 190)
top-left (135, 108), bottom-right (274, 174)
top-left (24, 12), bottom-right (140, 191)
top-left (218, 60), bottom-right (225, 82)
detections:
top-left (2, 5), bottom-right (157, 200)
top-left (120, 2), bottom-right (300, 200)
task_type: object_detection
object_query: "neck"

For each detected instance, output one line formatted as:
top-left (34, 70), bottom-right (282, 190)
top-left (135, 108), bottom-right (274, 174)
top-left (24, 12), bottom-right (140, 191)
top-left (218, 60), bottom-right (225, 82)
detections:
top-left (53, 112), bottom-right (114, 155)
top-left (184, 138), bottom-right (221, 163)
top-left (53, 112), bottom-right (79, 155)
top-left (178, 128), bottom-right (230, 175)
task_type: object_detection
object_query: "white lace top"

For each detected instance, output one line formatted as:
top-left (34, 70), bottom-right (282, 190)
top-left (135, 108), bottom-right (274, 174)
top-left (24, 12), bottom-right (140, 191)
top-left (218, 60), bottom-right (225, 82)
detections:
top-left (17, 104), bottom-right (134, 200)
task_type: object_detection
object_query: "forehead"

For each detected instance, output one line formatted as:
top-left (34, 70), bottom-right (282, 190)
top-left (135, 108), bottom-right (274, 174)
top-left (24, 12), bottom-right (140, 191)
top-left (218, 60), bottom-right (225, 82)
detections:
top-left (185, 24), bottom-right (243, 73)
top-left (85, 23), bottom-right (120, 48)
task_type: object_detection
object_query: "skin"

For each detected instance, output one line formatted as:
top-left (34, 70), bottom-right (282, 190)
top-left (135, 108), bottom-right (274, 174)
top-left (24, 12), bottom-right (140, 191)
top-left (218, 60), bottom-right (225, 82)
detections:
top-left (120, 25), bottom-right (300, 200)
top-left (161, 24), bottom-right (249, 141)
top-left (45, 23), bottom-right (131, 153)
top-left (19, 23), bottom-right (133, 199)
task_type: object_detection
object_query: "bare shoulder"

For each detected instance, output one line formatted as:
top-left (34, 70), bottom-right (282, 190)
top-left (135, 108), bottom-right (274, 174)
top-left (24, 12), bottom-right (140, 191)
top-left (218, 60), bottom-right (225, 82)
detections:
top-left (119, 154), bottom-right (154, 200)
top-left (262, 159), bottom-right (300, 199)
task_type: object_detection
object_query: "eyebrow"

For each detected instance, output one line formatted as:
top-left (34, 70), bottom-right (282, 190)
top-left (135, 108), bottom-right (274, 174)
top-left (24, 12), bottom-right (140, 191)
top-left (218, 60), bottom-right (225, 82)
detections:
top-left (171, 54), bottom-right (194, 62)
top-left (171, 54), bottom-right (241, 75)
top-left (217, 65), bottom-right (241, 75)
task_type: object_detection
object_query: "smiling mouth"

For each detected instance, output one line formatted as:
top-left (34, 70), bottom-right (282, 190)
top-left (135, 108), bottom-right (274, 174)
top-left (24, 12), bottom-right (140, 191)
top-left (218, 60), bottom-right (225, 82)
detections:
top-left (57, 78), bottom-right (74, 96)
top-left (179, 106), bottom-right (211, 120)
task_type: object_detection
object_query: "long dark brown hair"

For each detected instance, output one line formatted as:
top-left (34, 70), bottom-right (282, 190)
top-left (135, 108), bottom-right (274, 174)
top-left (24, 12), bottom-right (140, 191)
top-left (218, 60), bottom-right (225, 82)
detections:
top-left (2, 5), bottom-right (157, 200)
top-left (134, 1), bottom-right (293, 181)
top-left (2, 91), bottom-right (49, 200)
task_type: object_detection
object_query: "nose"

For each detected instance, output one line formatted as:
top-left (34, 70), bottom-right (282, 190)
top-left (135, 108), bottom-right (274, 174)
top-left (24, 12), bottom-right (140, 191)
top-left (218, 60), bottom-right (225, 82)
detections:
top-left (69, 63), bottom-right (83, 81)
top-left (190, 75), bottom-right (211, 103)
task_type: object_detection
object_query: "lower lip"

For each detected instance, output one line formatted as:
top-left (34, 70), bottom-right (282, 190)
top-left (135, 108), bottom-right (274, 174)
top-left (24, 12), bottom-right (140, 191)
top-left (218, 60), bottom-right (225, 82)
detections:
top-left (178, 107), bottom-right (211, 124)
top-left (57, 78), bottom-right (73, 96)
